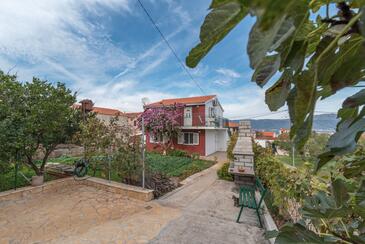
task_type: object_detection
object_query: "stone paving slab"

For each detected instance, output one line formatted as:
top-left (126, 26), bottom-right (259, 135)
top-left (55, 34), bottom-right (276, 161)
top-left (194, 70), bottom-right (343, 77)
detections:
top-left (151, 177), bottom-right (265, 243)
top-left (0, 183), bottom-right (180, 244)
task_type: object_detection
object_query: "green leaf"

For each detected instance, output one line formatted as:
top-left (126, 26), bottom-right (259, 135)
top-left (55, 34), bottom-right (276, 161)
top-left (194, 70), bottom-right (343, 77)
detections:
top-left (258, 1), bottom-right (296, 31)
top-left (186, 1), bottom-right (247, 68)
top-left (331, 178), bottom-right (350, 207)
top-left (359, 6), bottom-right (365, 37)
top-left (343, 89), bottom-right (365, 108)
top-left (209, 0), bottom-right (234, 9)
top-left (265, 230), bottom-right (278, 239)
top-left (248, 17), bottom-right (295, 69)
top-left (281, 40), bottom-right (308, 73)
top-left (289, 71), bottom-right (317, 149)
top-left (275, 223), bottom-right (325, 243)
top-left (354, 180), bottom-right (365, 218)
top-left (265, 71), bottom-right (292, 111)
top-left (337, 107), bottom-right (358, 121)
top-left (302, 191), bottom-right (351, 218)
top-left (317, 118), bottom-right (365, 171)
top-left (343, 157), bottom-right (365, 179)
top-left (317, 34), bottom-right (365, 88)
top-left (252, 55), bottom-right (280, 87)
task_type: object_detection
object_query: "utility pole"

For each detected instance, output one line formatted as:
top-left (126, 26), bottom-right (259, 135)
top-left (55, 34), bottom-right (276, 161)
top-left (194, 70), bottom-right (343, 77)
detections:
top-left (141, 116), bottom-right (145, 188)
top-left (288, 117), bottom-right (295, 167)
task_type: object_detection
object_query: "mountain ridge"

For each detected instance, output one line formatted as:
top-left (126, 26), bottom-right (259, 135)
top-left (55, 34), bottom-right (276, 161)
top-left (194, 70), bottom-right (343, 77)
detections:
top-left (232, 113), bottom-right (338, 132)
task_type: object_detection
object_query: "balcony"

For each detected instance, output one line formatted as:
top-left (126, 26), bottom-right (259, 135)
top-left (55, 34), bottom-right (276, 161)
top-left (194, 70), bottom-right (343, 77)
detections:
top-left (178, 113), bottom-right (228, 129)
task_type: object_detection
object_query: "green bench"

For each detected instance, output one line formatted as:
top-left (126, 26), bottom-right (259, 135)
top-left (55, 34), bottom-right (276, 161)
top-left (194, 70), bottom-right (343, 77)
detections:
top-left (236, 178), bottom-right (267, 228)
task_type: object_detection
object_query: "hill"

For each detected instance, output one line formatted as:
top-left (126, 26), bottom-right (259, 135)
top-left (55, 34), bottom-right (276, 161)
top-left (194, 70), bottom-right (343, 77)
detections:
top-left (233, 114), bottom-right (338, 132)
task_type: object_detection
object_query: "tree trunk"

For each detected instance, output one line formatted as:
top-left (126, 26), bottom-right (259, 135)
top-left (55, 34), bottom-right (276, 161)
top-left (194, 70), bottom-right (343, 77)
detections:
top-left (40, 147), bottom-right (54, 175)
top-left (26, 155), bottom-right (41, 176)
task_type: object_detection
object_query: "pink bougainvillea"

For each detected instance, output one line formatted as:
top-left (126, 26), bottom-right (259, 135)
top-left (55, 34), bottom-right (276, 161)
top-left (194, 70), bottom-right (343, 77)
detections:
top-left (138, 103), bottom-right (184, 152)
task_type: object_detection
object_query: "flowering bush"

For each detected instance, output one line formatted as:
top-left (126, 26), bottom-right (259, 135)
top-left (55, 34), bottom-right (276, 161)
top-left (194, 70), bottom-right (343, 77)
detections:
top-left (139, 103), bottom-right (184, 153)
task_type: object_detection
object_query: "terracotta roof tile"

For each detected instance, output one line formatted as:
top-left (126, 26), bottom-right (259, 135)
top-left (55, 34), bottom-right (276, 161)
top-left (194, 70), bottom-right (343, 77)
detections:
top-left (147, 95), bottom-right (216, 107)
top-left (72, 104), bottom-right (123, 116)
top-left (92, 107), bottom-right (123, 116)
top-left (123, 112), bottom-right (142, 118)
top-left (228, 121), bottom-right (239, 128)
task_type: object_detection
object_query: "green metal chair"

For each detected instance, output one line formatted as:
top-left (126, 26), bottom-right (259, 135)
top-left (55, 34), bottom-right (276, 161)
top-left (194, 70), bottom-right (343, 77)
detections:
top-left (236, 177), bottom-right (267, 228)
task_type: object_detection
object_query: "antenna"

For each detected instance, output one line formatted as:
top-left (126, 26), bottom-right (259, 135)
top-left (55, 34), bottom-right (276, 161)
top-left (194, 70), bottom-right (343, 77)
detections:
top-left (142, 97), bottom-right (150, 106)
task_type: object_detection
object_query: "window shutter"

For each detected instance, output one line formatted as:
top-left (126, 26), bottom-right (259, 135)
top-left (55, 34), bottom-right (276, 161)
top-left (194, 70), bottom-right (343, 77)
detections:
top-left (193, 133), bottom-right (199, 145)
top-left (178, 133), bottom-right (184, 144)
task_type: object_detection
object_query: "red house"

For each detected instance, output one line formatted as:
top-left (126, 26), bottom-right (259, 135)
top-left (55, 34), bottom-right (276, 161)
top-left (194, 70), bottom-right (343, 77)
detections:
top-left (145, 95), bottom-right (228, 156)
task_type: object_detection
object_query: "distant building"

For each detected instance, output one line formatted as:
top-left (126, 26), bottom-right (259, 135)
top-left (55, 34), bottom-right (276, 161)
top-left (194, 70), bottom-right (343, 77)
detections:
top-left (255, 131), bottom-right (276, 148)
top-left (227, 121), bottom-right (239, 135)
top-left (279, 128), bottom-right (289, 134)
top-left (73, 102), bottom-right (127, 126)
top-left (123, 112), bottom-right (142, 136)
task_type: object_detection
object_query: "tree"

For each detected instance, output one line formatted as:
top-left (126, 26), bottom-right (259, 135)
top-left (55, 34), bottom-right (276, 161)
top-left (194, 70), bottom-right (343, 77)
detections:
top-left (139, 103), bottom-right (184, 154)
top-left (186, 1), bottom-right (365, 242)
top-left (0, 71), bottom-right (78, 176)
top-left (0, 71), bottom-right (24, 164)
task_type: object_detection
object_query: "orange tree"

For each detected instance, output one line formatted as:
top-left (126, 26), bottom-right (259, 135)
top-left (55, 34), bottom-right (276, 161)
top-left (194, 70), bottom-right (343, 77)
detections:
top-left (0, 71), bottom-right (78, 177)
top-left (186, 1), bottom-right (365, 243)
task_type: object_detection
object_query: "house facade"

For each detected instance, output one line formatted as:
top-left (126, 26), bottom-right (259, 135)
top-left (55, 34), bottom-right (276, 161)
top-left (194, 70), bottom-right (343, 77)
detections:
top-left (254, 131), bottom-right (276, 148)
top-left (145, 95), bottom-right (228, 156)
top-left (123, 112), bottom-right (142, 136)
top-left (73, 102), bottom-right (128, 126)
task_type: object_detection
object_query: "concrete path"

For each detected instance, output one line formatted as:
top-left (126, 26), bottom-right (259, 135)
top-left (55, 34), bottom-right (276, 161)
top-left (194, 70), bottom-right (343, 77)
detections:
top-left (150, 152), bottom-right (266, 244)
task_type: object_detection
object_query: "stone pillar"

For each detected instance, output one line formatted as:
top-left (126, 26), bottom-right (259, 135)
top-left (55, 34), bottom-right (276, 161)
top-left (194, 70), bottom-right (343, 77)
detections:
top-left (229, 120), bottom-right (255, 185)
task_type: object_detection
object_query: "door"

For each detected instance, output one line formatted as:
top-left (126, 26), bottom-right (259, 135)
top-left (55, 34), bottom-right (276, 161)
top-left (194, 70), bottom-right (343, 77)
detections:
top-left (184, 107), bottom-right (192, 126)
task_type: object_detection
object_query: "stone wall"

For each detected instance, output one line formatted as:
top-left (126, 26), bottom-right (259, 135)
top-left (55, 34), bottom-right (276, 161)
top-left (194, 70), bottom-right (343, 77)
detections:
top-left (0, 177), bottom-right (154, 204)
top-left (35, 144), bottom-right (84, 160)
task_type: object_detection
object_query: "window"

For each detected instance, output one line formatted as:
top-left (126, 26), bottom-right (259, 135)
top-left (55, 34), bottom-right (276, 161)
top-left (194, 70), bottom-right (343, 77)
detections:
top-left (209, 107), bottom-right (215, 118)
top-left (184, 107), bottom-right (192, 118)
top-left (178, 132), bottom-right (199, 145)
top-left (150, 133), bottom-right (164, 143)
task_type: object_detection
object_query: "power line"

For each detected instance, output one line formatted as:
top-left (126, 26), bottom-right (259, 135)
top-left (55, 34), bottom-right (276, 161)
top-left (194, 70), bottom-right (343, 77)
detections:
top-left (136, 0), bottom-right (206, 95)
top-left (228, 109), bottom-right (337, 120)
top-left (229, 110), bottom-right (289, 120)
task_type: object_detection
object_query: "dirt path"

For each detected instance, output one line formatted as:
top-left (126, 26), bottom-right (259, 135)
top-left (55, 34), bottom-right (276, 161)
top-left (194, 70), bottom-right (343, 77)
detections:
top-left (150, 152), bottom-right (266, 244)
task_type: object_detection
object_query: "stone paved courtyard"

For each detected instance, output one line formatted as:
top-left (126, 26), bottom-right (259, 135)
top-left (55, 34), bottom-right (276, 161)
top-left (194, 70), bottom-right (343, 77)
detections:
top-left (0, 152), bottom-right (265, 244)
top-left (0, 183), bottom-right (180, 243)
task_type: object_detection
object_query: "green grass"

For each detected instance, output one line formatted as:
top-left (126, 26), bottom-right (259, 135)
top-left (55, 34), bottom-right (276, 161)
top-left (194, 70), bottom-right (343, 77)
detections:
top-left (146, 153), bottom-right (215, 179)
top-left (48, 155), bottom-right (81, 165)
top-left (47, 153), bottom-right (215, 180)
top-left (0, 164), bottom-right (57, 192)
top-left (0, 153), bottom-right (215, 192)
top-left (275, 155), bottom-right (306, 167)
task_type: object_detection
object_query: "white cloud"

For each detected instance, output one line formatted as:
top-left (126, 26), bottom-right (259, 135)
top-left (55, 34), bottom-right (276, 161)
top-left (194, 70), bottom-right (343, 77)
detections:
top-left (213, 79), bottom-right (231, 86)
top-left (0, 0), bottom-right (132, 87)
top-left (216, 68), bottom-right (241, 78)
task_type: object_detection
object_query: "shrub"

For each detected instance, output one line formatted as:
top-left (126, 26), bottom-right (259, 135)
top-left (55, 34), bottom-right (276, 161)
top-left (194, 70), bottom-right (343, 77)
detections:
top-left (191, 153), bottom-right (200, 160)
top-left (217, 162), bottom-right (233, 181)
top-left (227, 132), bottom-right (238, 161)
top-left (167, 149), bottom-right (189, 157)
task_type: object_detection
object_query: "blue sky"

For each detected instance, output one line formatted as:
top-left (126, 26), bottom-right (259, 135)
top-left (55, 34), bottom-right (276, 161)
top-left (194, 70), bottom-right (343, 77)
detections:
top-left (0, 0), bottom-right (359, 119)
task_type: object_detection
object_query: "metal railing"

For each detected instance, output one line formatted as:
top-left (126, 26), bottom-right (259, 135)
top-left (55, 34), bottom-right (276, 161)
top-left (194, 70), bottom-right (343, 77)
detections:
top-left (178, 113), bottom-right (228, 128)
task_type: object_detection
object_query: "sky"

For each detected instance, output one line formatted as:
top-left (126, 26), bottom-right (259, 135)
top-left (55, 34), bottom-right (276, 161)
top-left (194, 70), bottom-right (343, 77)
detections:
top-left (0, 0), bottom-right (360, 119)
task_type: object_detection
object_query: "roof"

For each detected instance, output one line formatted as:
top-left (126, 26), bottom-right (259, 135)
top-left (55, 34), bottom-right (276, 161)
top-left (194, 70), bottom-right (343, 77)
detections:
top-left (228, 121), bottom-right (239, 128)
top-left (72, 103), bottom-right (123, 116)
top-left (123, 112), bottom-right (142, 118)
top-left (92, 107), bottom-right (123, 116)
top-left (146, 95), bottom-right (216, 107)
top-left (256, 131), bottom-right (276, 140)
